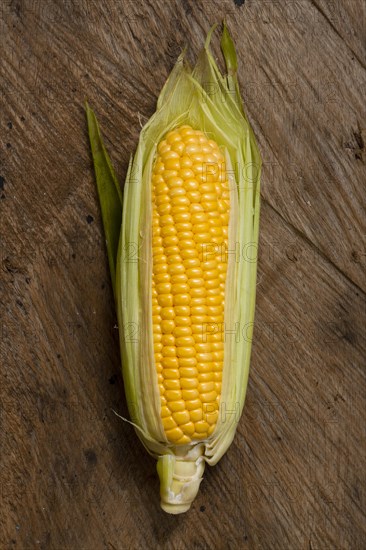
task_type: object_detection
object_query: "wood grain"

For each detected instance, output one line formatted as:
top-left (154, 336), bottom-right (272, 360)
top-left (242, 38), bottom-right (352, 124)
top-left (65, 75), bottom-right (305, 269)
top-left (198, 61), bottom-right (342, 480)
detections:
top-left (1, 0), bottom-right (365, 548)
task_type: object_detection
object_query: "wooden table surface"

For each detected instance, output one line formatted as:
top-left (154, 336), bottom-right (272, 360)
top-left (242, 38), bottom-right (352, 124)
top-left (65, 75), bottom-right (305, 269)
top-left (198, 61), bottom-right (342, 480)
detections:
top-left (1, 1), bottom-right (365, 548)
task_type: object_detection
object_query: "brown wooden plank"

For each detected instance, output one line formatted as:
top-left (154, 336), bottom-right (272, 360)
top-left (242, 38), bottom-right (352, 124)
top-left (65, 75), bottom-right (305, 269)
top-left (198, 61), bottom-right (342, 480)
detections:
top-left (310, 0), bottom-right (366, 66)
top-left (2, 199), bottom-right (365, 547)
top-left (1, 0), bottom-right (365, 549)
top-left (224, 0), bottom-right (366, 291)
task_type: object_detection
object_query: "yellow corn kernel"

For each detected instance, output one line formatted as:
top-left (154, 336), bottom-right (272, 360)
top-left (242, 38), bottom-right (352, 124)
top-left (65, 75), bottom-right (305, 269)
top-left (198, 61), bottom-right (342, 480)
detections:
top-left (185, 399), bottom-right (202, 411)
top-left (190, 409), bottom-right (203, 422)
top-left (165, 427), bottom-right (184, 442)
top-left (161, 406), bottom-right (171, 418)
top-left (167, 400), bottom-right (186, 412)
top-left (172, 410), bottom-right (190, 425)
top-left (162, 417), bottom-right (177, 431)
top-left (195, 420), bottom-right (209, 434)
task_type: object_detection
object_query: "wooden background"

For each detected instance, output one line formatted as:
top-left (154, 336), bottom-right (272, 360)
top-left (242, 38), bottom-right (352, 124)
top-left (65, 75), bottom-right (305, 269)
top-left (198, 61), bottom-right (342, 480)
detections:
top-left (1, 0), bottom-right (365, 548)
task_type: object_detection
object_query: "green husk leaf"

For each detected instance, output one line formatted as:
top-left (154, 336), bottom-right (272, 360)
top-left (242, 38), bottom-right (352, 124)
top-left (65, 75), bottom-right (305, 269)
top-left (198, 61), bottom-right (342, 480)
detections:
top-left (86, 102), bottom-right (123, 298)
top-left (221, 20), bottom-right (238, 75)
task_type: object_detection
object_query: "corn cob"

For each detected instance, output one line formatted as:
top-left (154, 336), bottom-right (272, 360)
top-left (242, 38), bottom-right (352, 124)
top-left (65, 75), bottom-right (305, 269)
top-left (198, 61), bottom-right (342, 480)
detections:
top-left (87, 23), bottom-right (261, 514)
top-left (151, 125), bottom-right (230, 445)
